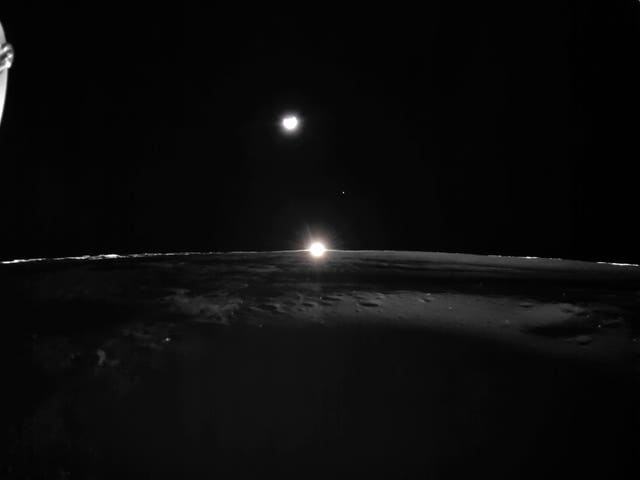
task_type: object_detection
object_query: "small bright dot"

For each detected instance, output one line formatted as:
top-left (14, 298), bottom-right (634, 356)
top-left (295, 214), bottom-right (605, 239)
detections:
top-left (282, 115), bottom-right (299, 132)
top-left (308, 241), bottom-right (326, 258)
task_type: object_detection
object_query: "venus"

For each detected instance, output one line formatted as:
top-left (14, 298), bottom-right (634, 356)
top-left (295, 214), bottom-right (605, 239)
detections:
top-left (281, 114), bottom-right (300, 133)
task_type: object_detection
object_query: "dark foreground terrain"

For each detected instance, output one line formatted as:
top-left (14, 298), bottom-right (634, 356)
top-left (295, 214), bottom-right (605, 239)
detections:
top-left (0, 251), bottom-right (639, 479)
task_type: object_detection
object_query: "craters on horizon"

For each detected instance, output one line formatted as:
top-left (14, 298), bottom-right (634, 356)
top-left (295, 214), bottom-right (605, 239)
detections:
top-left (163, 288), bottom-right (242, 325)
top-left (354, 291), bottom-right (385, 308)
top-left (519, 301), bottom-right (628, 346)
top-left (321, 295), bottom-right (343, 304)
top-left (358, 300), bottom-right (382, 308)
top-left (159, 284), bottom-right (632, 358)
top-left (252, 303), bottom-right (286, 315)
top-left (418, 293), bottom-right (434, 303)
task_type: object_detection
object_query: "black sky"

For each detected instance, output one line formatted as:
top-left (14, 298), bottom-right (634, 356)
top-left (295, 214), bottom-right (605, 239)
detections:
top-left (1, 3), bottom-right (639, 262)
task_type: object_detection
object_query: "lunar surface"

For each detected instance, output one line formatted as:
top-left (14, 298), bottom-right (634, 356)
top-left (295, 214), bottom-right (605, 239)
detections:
top-left (0, 250), bottom-right (639, 478)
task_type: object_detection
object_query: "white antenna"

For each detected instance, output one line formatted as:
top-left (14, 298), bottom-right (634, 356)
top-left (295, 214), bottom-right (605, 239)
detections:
top-left (0, 20), bottom-right (14, 127)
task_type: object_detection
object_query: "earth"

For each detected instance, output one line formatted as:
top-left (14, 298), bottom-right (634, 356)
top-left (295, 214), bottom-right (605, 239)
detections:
top-left (0, 250), bottom-right (639, 479)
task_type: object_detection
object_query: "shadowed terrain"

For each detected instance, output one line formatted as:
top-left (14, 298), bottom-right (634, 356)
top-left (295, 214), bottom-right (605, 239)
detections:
top-left (0, 251), bottom-right (639, 478)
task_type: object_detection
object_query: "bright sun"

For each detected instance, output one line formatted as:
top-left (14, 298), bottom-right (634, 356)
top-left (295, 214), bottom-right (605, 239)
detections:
top-left (308, 241), bottom-right (327, 258)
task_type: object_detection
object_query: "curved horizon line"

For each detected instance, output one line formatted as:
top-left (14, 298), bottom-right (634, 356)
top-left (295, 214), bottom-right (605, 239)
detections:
top-left (1, 249), bottom-right (638, 268)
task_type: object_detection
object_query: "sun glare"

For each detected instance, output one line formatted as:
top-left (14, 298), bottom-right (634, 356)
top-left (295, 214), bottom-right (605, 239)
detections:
top-left (308, 241), bottom-right (327, 258)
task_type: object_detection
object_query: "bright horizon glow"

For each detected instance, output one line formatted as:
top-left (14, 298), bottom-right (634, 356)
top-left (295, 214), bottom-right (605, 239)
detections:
top-left (1, 250), bottom-right (638, 268)
top-left (281, 115), bottom-right (299, 132)
top-left (308, 242), bottom-right (327, 258)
